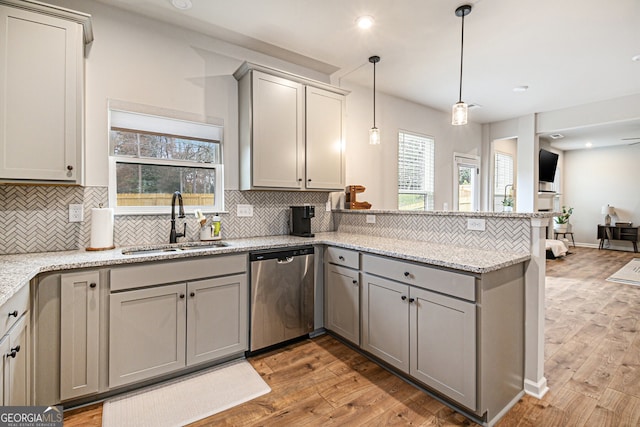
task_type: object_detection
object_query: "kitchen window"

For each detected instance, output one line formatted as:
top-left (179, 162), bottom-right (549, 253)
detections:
top-left (398, 131), bottom-right (435, 211)
top-left (494, 151), bottom-right (513, 211)
top-left (108, 108), bottom-right (224, 215)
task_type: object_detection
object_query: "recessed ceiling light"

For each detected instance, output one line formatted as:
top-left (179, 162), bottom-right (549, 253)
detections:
top-left (632, 54), bottom-right (640, 62)
top-left (549, 133), bottom-right (564, 139)
top-left (356, 15), bottom-right (375, 29)
top-left (585, 142), bottom-right (593, 148)
top-left (513, 85), bottom-right (529, 92)
top-left (171, 0), bottom-right (192, 10)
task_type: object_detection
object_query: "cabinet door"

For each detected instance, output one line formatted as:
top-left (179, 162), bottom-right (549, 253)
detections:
top-left (305, 87), bottom-right (345, 190)
top-left (60, 271), bottom-right (100, 400)
top-left (0, 6), bottom-right (81, 181)
top-left (361, 274), bottom-right (410, 373)
top-left (109, 284), bottom-right (186, 388)
top-left (251, 70), bottom-right (304, 188)
top-left (410, 287), bottom-right (476, 410)
top-left (5, 314), bottom-right (29, 406)
top-left (186, 274), bottom-right (248, 366)
top-left (325, 264), bottom-right (360, 345)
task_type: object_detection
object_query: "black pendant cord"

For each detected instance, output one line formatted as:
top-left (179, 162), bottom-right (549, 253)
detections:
top-left (458, 12), bottom-right (465, 103)
top-left (369, 55), bottom-right (380, 128)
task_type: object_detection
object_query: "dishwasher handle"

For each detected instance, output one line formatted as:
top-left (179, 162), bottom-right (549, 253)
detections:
top-left (277, 256), bottom-right (295, 264)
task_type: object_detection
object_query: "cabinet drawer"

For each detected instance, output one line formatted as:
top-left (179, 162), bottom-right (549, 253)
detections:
top-left (325, 246), bottom-right (359, 269)
top-left (0, 285), bottom-right (29, 338)
top-left (110, 254), bottom-right (247, 291)
top-left (362, 254), bottom-right (475, 302)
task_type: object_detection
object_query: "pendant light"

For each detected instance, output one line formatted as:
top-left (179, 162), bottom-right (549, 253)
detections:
top-left (452, 4), bottom-right (472, 126)
top-left (369, 55), bottom-right (381, 145)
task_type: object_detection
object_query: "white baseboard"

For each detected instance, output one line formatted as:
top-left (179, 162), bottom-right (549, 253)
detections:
top-left (524, 377), bottom-right (549, 399)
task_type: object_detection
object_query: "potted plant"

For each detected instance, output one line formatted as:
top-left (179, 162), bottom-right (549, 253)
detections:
top-left (554, 206), bottom-right (573, 232)
top-left (502, 197), bottom-right (514, 212)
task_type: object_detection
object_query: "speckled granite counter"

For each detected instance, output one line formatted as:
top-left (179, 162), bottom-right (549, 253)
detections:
top-left (0, 232), bottom-right (530, 307)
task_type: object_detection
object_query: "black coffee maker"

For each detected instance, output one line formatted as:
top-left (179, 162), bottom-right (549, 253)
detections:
top-left (289, 206), bottom-right (315, 237)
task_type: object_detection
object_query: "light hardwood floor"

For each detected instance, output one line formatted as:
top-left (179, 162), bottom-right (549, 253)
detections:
top-left (64, 247), bottom-right (640, 426)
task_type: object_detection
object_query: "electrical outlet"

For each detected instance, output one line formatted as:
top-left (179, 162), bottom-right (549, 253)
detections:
top-left (236, 204), bottom-right (253, 217)
top-left (467, 218), bottom-right (485, 231)
top-left (366, 215), bottom-right (376, 224)
top-left (69, 204), bottom-right (84, 222)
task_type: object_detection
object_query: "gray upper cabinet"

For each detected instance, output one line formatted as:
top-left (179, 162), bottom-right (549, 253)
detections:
top-left (0, 1), bottom-right (91, 183)
top-left (235, 62), bottom-right (347, 191)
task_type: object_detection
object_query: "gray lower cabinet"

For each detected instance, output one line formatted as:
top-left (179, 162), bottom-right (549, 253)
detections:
top-left (60, 271), bottom-right (100, 401)
top-left (409, 286), bottom-right (476, 410)
top-left (186, 275), bottom-right (248, 366)
top-left (361, 273), bottom-right (476, 410)
top-left (109, 283), bottom-right (186, 388)
top-left (109, 274), bottom-right (248, 388)
top-left (361, 274), bottom-right (410, 372)
top-left (325, 264), bottom-right (360, 345)
top-left (1, 314), bottom-right (29, 406)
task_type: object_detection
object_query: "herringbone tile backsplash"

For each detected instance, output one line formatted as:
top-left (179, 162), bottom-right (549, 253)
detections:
top-left (0, 186), bottom-right (333, 254)
top-left (1, 185), bottom-right (531, 254)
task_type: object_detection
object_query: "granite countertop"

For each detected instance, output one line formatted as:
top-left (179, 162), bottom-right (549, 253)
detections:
top-left (0, 232), bottom-right (530, 307)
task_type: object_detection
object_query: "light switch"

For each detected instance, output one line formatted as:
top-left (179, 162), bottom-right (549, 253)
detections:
top-left (236, 204), bottom-right (254, 217)
top-left (467, 218), bottom-right (485, 231)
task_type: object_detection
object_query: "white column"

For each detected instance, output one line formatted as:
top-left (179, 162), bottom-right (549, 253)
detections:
top-left (524, 217), bottom-right (549, 398)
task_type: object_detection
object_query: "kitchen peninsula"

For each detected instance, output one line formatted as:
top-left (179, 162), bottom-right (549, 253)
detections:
top-left (0, 210), bottom-right (552, 426)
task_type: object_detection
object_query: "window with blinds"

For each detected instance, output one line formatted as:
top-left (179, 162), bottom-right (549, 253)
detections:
top-left (398, 131), bottom-right (435, 210)
top-left (494, 151), bottom-right (514, 210)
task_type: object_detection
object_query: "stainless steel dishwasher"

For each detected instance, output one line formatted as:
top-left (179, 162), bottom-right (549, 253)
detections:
top-left (249, 246), bottom-right (314, 352)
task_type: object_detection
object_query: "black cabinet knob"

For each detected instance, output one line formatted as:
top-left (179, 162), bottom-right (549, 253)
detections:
top-left (404, 272), bottom-right (410, 277)
top-left (8, 310), bottom-right (18, 318)
top-left (401, 295), bottom-right (407, 301)
top-left (89, 283), bottom-right (97, 288)
top-left (298, 178), bottom-right (303, 182)
top-left (409, 298), bottom-right (415, 303)
top-left (307, 179), bottom-right (312, 182)
top-left (338, 256), bottom-right (345, 261)
top-left (179, 294), bottom-right (185, 299)
top-left (67, 165), bottom-right (73, 171)
top-left (352, 280), bottom-right (358, 285)
top-left (8, 345), bottom-right (20, 358)
top-left (190, 292), bottom-right (195, 297)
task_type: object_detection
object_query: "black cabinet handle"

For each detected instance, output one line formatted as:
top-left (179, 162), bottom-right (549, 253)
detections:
top-left (409, 298), bottom-right (415, 303)
top-left (404, 272), bottom-right (410, 277)
top-left (8, 345), bottom-right (20, 358)
top-left (89, 283), bottom-right (97, 288)
top-left (179, 294), bottom-right (185, 299)
top-left (401, 295), bottom-right (407, 301)
top-left (338, 256), bottom-right (345, 261)
top-left (8, 310), bottom-right (18, 318)
top-left (190, 292), bottom-right (195, 297)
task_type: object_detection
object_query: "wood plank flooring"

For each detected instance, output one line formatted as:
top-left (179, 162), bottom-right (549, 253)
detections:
top-left (64, 247), bottom-right (640, 426)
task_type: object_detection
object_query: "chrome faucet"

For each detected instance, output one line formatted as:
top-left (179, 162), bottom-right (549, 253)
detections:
top-left (170, 191), bottom-right (186, 243)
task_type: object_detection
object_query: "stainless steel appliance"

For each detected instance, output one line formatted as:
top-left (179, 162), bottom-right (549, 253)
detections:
top-left (249, 246), bottom-right (314, 352)
top-left (289, 206), bottom-right (315, 237)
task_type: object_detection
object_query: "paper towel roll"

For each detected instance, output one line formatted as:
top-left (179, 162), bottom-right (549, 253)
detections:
top-left (90, 207), bottom-right (114, 249)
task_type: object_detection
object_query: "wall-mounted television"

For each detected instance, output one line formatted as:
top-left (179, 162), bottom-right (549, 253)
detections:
top-left (539, 148), bottom-right (559, 183)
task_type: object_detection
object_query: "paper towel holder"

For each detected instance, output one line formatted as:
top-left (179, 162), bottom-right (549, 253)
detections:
top-left (86, 203), bottom-right (116, 251)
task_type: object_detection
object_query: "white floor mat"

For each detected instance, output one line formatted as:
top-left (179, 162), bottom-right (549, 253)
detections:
top-left (102, 360), bottom-right (270, 427)
top-left (607, 258), bottom-right (640, 286)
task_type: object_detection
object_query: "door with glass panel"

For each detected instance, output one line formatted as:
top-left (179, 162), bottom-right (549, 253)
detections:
top-left (454, 154), bottom-right (479, 212)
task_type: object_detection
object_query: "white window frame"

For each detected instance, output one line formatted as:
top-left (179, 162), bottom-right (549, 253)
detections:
top-left (493, 150), bottom-right (514, 211)
top-left (108, 106), bottom-right (224, 215)
top-left (398, 130), bottom-right (435, 211)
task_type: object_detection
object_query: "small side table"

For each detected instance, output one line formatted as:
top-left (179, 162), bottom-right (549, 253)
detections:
top-left (554, 231), bottom-right (575, 247)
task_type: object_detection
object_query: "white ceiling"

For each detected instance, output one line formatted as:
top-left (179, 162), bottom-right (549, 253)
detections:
top-left (95, 0), bottom-right (640, 148)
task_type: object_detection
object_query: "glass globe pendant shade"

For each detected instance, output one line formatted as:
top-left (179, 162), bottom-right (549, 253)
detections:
top-left (369, 126), bottom-right (380, 145)
top-left (452, 101), bottom-right (468, 126)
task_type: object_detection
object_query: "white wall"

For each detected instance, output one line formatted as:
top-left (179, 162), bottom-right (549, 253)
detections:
top-left (342, 83), bottom-right (483, 210)
top-left (564, 144), bottom-right (640, 248)
top-left (45, 0), bottom-right (484, 210)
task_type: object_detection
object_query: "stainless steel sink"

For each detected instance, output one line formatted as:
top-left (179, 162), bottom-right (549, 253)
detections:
top-left (122, 241), bottom-right (229, 256)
